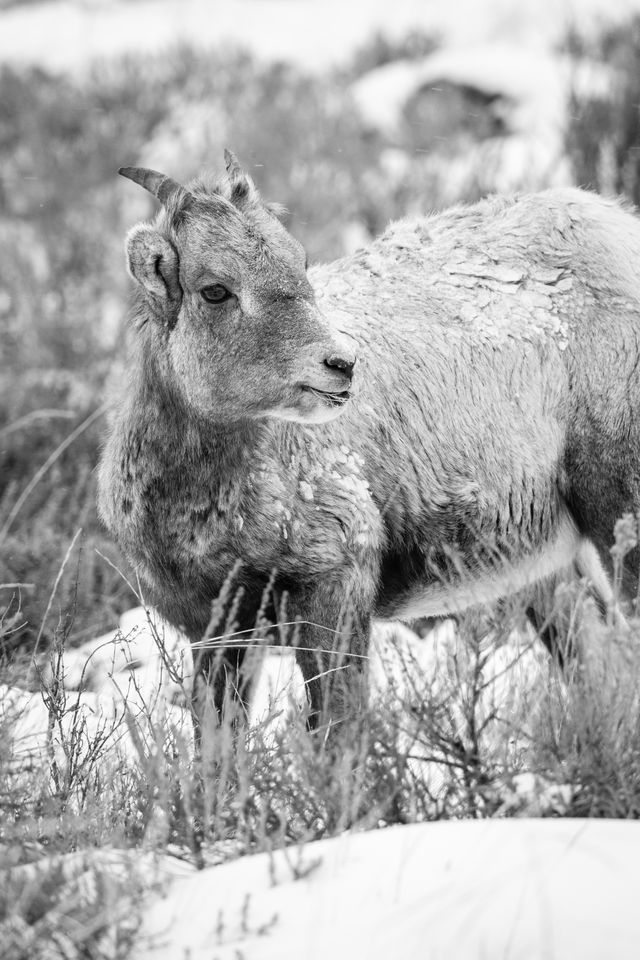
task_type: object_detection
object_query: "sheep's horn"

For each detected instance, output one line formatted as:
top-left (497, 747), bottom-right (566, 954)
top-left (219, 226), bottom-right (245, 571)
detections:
top-left (118, 166), bottom-right (191, 206)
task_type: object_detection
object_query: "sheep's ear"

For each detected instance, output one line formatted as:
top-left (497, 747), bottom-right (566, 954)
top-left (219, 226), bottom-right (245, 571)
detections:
top-left (125, 224), bottom-right (182, 323)
top-left (224, 148), bottom-right (257, 206)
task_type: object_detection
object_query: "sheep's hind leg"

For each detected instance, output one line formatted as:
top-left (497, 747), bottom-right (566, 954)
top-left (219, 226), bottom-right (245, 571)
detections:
top-left (525, 537), bottom-right (623, 667)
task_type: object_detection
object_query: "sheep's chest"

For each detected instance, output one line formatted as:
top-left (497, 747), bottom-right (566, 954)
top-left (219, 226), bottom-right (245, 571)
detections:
top-left (133, 439), bottom-right (383, 598)
top-left (236, 443), bottom-right (384, 579)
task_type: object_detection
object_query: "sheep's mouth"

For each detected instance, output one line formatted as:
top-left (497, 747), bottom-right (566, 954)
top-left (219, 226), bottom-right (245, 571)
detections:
top-left (301, 386), bottom-right (351, 408)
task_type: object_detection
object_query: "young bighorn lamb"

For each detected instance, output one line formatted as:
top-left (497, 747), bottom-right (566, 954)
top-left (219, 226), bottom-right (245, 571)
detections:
top-left (99, 152), bottom-right (640, 727)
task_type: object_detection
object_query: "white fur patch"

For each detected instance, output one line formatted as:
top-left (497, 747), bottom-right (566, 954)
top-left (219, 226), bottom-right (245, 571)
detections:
top-left (575, 539), bottom-right (615, 607)
top-left (266, 402), bottom-right (347, 425)
top-left (389, 513), bottom-right (584, 620)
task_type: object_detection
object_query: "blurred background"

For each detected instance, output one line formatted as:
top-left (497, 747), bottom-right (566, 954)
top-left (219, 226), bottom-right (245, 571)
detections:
top-left (3, 0), bottom-right (640, 657)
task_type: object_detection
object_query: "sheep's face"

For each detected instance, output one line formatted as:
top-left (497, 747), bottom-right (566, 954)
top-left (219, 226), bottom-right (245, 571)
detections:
top-left (124, 165), bottom-right (356, 425)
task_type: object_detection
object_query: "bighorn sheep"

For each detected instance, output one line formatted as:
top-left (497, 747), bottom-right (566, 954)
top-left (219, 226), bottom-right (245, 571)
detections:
top-left (98, 152), bottom-right (640, 728)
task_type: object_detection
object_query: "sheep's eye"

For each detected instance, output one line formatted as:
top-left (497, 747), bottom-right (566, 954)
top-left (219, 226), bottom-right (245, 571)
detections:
top-left (201, 284), bottom-right (232, 304)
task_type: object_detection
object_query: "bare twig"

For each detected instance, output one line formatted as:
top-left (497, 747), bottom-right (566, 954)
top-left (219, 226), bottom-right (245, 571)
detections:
top-left (31, 528), bottom-right (83, 667)
top-left (0, 408), bottom-right (76, 438)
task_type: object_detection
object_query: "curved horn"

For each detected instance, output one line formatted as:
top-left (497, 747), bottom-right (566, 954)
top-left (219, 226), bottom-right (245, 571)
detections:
top-left (118, 166), bottom-right (191, 207)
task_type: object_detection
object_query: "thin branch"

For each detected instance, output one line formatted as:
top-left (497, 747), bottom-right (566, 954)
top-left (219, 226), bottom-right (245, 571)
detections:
top-left (30, 528), bottom-right (83, 667)
top-left (0, 408), bottom-right (76, 438)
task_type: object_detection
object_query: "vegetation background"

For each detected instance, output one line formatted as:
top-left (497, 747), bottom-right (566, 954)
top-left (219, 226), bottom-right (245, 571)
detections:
top-left (2, 4), bottom-right (640, 956)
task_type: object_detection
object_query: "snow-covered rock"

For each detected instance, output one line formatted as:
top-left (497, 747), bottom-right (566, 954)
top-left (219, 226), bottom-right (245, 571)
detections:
top-left (133, 818), bottom-right (640, 960)
top-left (45, 605), bottom-right (193, 702)
top-left (370, 618), bottom-right (548, 800)
top-left (0, 678), bottom-right (194, 789)
top-left (351, 44), bottom-right (614, 193)
top-left (352, 45), bottom-right (611, 140)
top-left (2, 607), bottom-right (195, 787)
top-left (4, 605), bottom-right (548, 803)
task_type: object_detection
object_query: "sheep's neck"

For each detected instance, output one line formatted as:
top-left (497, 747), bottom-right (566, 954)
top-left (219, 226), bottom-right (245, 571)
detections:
top-left (127, 357), bottom-right (264, 499)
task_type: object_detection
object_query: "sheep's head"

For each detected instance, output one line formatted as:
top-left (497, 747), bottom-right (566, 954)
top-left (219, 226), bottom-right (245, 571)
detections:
top-left (119, 153), bottom-right (356, 425)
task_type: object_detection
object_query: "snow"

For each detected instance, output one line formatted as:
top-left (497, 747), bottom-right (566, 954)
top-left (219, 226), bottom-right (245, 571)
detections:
top-left (2, 0), bottom-right (640, 75)
top-left (349, 44), bottom-right (616, 194)
top-left (351, 45), bottom-right (613, 140)
top-left (0, 606), bottom-right (195, 786)
top-left (45, 604), bottom-right (193, 701)
top-left (4, 609), bottom-right (633, 958)
top-left (3, 606), bottom-right (550, 796)
top-left (2, 603), bottom-right (551, 811)
top-left (133, 818), bottom-right (640, 959)
top-left (0, 678), bottom-right (193, 781)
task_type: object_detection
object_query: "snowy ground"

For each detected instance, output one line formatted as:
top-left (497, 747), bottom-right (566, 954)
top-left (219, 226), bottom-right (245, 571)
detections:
top-left (0, 608), bottom-right (195, 792)
top-left (2, 0), bottom-right (640, 75)
top-left (133, 817), bottom-right (640, 959)
top-left (3, 606), bottom-right (544, 793)
top-left (1, 607), bottom-right (435, 776)
top-left (3, 607), bottom-right (638, 957)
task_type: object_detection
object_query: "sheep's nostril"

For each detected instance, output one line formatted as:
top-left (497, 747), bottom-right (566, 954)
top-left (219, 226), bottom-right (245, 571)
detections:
top-left (324, 354), bottom-right (356, 379)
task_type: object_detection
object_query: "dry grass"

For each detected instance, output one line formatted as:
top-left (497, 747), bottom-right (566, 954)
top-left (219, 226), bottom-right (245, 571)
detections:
top-left (3, 550), bottom-right (640, 954)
